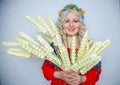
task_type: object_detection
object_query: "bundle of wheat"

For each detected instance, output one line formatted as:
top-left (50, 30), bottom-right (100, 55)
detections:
top-left (2, 16), bottom-right (111, 74)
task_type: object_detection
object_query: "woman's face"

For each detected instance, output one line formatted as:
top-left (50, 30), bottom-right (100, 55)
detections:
top-left (63, 12), bottom-right (80, 36)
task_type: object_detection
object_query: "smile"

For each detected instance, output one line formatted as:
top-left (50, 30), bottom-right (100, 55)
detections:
top-left (68, 28), bottom-right (75, 32)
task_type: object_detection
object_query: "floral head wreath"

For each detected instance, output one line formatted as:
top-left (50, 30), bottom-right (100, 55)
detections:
top-left (59, 4), bottom-right (85, 20)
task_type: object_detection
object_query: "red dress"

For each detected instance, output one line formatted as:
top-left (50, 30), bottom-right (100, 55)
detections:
top-left (42, 48), bottom-right (101, 85)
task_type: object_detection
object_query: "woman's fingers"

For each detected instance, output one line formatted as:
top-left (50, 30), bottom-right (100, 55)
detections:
top-left (67, 73), bottom-right (83, 85)
top-left (61, 70), bottom-right (83, 85)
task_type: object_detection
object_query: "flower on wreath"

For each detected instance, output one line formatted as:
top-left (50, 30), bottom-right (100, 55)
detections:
top-left (59, 4), bottom-right (85, 20)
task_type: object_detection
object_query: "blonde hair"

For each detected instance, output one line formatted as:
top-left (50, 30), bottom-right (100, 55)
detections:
top-left (56, 10), bottom-right (86, 46)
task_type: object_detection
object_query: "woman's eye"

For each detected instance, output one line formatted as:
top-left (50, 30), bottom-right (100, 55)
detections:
top-left (65, 20), bottom-right (69, 23)
top-left (74, 20), bottom-right (79, 23)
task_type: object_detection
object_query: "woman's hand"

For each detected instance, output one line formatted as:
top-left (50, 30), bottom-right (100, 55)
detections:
top-left (54, 70), bottom-right (86, 85)
top-left (68, 72), bottom-right (86, 85)
top-left (54, 69), bottom-right (74, 82)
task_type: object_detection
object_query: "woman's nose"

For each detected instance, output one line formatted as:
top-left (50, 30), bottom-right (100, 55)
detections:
top-left (70, 22), bottom-right (74, 27)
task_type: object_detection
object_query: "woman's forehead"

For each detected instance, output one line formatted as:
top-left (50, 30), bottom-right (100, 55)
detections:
top-left (65, 12), bottom-right (80, 19)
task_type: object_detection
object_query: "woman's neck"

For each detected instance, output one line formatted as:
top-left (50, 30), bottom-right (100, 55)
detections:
top-left (66, 34), bottom-right (80, 48)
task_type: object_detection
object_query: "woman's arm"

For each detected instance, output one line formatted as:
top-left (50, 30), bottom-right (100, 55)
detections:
top-left (42, 60), bottom-right (76, 84)
top-left (67, 62), bottom-right (101, 85)
top-left (81, 62), bottom-right (101, 85)
top-left (41, 60), bottom-right (56, 80)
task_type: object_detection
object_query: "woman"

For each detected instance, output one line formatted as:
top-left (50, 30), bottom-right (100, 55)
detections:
top-left (42, 4), bottom-right (101, 85)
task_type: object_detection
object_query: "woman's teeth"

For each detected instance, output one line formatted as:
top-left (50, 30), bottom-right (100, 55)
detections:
top-left (68, 29), bottom-right (74, 32)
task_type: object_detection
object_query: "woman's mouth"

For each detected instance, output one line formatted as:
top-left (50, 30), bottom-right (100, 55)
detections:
top-left (68, 28), bottom-right (75, 32)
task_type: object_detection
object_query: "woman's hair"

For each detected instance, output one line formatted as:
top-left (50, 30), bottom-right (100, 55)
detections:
top-left (56, 10), bottom-right (86, 46)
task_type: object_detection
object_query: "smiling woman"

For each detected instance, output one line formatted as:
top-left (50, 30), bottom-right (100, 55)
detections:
top-left (42, 4), bottom-right (102, 85)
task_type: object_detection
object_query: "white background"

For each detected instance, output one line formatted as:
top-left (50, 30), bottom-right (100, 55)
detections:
top-left (0, 0), bottom-right (120, 85)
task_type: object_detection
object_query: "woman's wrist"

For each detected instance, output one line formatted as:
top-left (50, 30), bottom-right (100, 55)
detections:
top-left (54, 71), bottom-right (62, 79)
